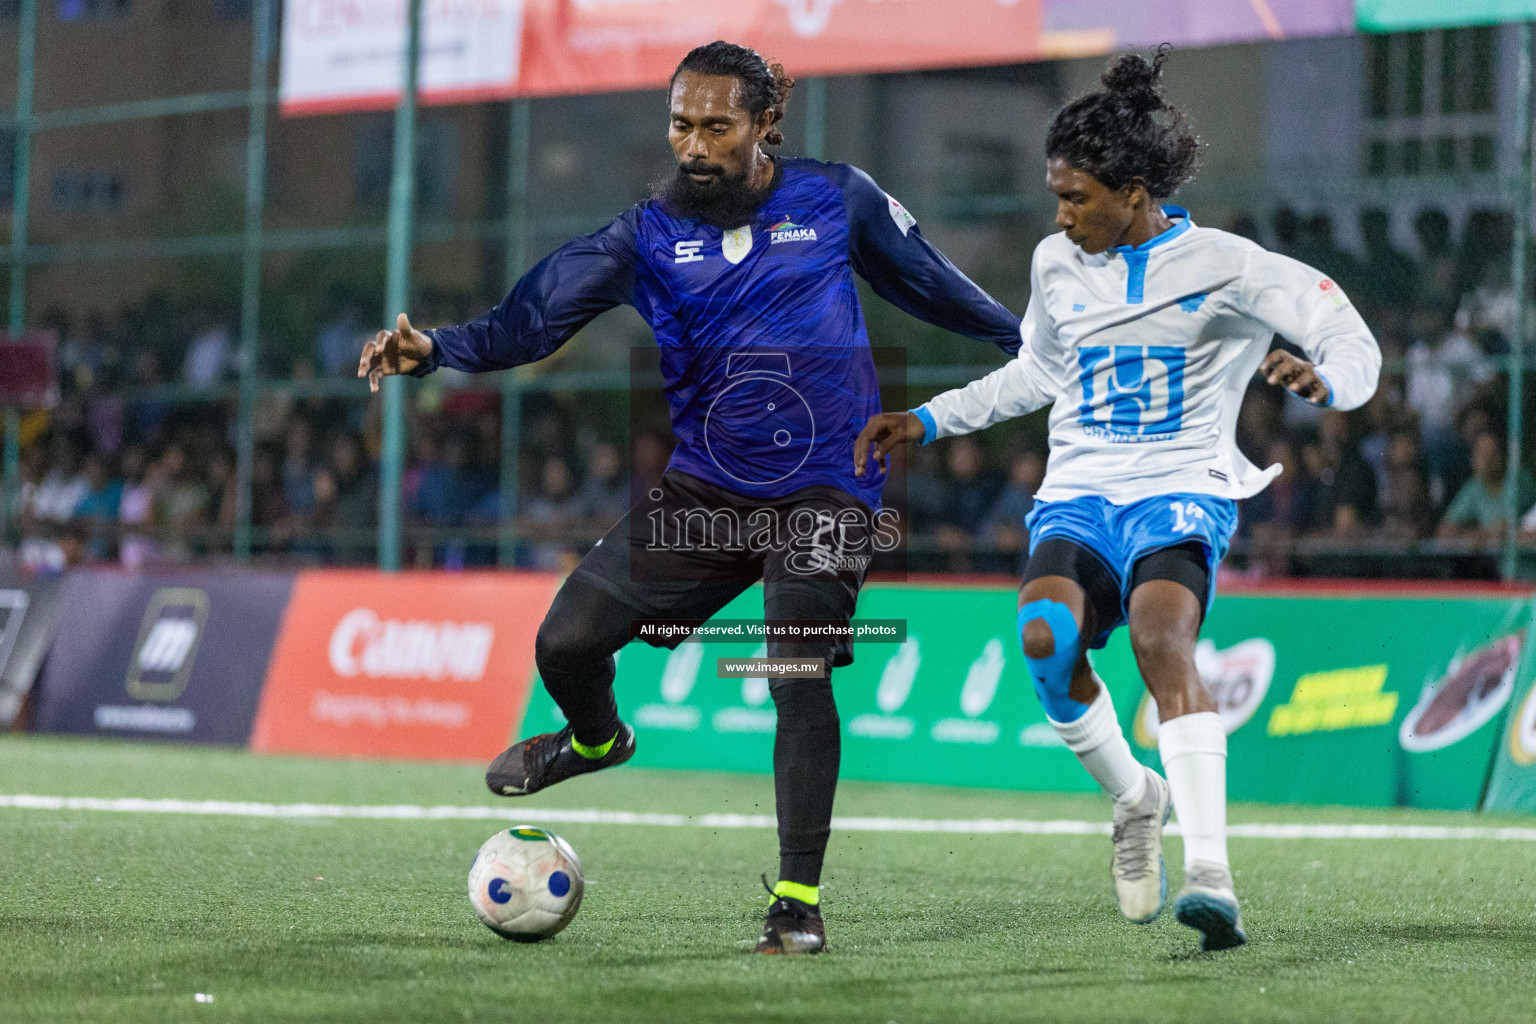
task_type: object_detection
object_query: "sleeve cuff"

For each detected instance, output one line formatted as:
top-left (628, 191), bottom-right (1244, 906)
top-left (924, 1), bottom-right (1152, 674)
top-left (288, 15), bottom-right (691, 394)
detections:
top-left (1314, 367), bottom-right (1334, 406)
top-left (406, 330), bottom-right (440, 377)
top-left (911, 405), bottom-right (938, 445)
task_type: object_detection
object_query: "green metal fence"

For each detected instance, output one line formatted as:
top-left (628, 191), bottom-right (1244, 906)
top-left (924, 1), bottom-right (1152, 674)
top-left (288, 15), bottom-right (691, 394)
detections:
top-left (1, 11), bottom-right (1534, 578)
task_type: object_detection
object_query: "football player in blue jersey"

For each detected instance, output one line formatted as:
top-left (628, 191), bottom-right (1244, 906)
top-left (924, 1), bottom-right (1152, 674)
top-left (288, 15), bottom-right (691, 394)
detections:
top-left (359, 40), bottom-right (1021, 953)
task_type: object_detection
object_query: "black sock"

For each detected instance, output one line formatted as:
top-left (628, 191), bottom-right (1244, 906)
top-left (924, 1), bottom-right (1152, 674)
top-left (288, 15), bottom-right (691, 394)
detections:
top-left (533, 575), bottom-right (634, 748)
top-left (770, 675), bottom-right (840, 888)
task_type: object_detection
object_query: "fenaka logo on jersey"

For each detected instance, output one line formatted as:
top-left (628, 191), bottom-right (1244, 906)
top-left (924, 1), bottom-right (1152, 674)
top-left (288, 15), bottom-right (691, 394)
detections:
top-left (327, 608), bottom-right (495, 682)
top-left (1077, 345), bottom-right (1187, 441)
top-left (769, 218), bottom-right (817, 245)
top-left (126, 588), bottom-right (209, 702)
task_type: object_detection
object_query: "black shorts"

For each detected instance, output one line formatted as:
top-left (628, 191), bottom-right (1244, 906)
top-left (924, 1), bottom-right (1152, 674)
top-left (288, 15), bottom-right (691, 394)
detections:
top-left (568, 469), bottom-right (876, 666)
top-left (1021, 537), bottom-right (1212, 648)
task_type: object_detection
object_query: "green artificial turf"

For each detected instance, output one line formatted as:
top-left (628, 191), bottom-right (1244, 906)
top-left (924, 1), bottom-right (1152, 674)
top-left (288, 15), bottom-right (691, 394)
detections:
top-left (2, 735), bottom-right (1536, 1023)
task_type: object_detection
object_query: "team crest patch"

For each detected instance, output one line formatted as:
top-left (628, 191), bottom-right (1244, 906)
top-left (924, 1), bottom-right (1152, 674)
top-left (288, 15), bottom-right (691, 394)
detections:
top-left (769, 218), bottom-right (817, 244)
top-left (722, 225), bottom-right (753, 264)
top-left (1177, 292), bottom-right (1209, 313)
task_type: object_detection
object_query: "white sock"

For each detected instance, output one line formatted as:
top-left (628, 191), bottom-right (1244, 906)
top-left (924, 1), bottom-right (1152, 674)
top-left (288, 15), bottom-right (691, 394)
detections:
top-left (1158, 711), bottom-right (1229, 870)
top-left (1050, 680), bottom-right (1147, 807)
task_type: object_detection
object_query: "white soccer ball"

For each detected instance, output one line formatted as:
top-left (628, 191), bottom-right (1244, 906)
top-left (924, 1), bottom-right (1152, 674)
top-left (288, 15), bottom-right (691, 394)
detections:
top-left (467, 826), bottom-right (585, 941)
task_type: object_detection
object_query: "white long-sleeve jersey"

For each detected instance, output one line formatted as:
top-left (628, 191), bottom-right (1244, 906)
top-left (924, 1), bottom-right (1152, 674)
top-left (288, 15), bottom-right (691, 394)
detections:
top-left (916, 209), bottom-right (1381, 504)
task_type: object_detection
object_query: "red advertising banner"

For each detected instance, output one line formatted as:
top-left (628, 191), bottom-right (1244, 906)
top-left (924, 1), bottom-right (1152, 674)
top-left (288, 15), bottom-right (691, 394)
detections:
top-left (281, 0), bottom-right (1046, 114)
top-left (251, 570), bottom-right (561, 761)
top-left (280, 0), bottom-right (1358, 115)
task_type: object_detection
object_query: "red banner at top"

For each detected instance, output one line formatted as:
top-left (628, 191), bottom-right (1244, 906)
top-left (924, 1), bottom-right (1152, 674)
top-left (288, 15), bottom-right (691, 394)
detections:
top-left (281, 0), bottom-right (1045, 114)
top-left (517, 0), bottom-right (1046, 96)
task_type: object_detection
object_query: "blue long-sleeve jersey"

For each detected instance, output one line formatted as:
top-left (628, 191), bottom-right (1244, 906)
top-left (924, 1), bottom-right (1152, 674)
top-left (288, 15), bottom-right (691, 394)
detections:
top-left (417, 158), bottom-right (1021, 510)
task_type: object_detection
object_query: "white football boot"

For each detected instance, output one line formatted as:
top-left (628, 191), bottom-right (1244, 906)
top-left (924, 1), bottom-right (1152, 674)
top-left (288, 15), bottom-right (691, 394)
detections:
top-left (1110, 766), bottom-right (1171, 923)
top-left (1174, 860), bottom-right (1248, 951)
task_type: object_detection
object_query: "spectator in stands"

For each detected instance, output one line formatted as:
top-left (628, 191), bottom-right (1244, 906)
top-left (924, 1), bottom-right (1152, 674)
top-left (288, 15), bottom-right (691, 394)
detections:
top-left (251, 446), bottom-right (287, 530)
top-left (1414, 208), bottom-right (1459, 320)
top-left (1439, 431), bottom-right (1536, 542)
top-left (1357, 208), bottom-right (1416, 313)
top-left (281, 420), bottom-right (317, 522)
top-left (413, 432), bottom-right (478, 527)
top-left (980, 449), bottom-right (1045, 570)
top-left (1241, 438), bottom-right (1309, 576)
top-left (575, 441), bottom-right (628, 528)
top-left (1378, 430), bottom-right (1433, 541)
top-left (523, 457), bottom-right (583, 571)
top-left (1408, 309), bottom-right (1494, 505)
top-left (155, 444), bottom-right (210, 559)
top-left (182, 314), bottom-right (233, 388)
top-left (26, 437), bottom-right (86, 524)
top-left (932, 435), bottom-right (1001, 570)
top-left (1302, 412), bottom-right (1378, 538)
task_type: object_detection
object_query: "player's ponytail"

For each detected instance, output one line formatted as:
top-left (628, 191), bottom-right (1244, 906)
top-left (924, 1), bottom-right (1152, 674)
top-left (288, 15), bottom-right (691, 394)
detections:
top-left (1046, 43), bottom-right (1200, 199)
top-left (763, 61), bottom-right (795, 148)
top-left (1100, 50), bottom-right (1168, 115)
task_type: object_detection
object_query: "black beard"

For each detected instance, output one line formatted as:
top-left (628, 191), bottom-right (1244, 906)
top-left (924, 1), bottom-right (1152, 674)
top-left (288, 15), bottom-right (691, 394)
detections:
top-left (652, 162), bottom-right (774, 230)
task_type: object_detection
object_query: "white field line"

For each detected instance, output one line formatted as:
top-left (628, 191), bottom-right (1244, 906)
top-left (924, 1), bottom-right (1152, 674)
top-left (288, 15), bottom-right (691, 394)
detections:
top-left (1, 794), bottom-right (1535, 841)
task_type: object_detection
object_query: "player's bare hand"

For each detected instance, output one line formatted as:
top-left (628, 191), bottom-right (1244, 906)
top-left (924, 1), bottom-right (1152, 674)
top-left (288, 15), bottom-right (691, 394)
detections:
top-left (854, 411), bottom-right (925, 477)
top-left (358, 313), bottom-right (433, 393)
top-left (1260, 350), bottom-right (1330, 405)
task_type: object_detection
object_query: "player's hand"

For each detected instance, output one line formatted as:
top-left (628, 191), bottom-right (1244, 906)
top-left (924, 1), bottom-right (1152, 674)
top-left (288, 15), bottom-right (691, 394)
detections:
top-left (358, 313), bottom-right (433, 393)
top-left (1260, 350), bottom-right (1330, 405)
top-left (853, 411), bottom-right (925, 477)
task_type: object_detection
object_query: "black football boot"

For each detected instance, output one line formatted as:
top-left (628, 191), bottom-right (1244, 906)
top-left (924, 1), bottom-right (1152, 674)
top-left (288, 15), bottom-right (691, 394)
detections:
top-left (485, 722), bottom-right (636, 797)
top-left (754, 875), bottom-right (827, 954)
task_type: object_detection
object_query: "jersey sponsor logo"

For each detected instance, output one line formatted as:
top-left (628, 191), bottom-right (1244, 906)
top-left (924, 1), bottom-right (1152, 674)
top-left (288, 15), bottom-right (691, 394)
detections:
top-left (674, 240), bottom-right (704, 264)
top-left (127, 588), bottom-right (209, 702)
top-left (1319, 277), bottom-right (1351, 312)
top-left (768, 218), bottom-right (818, 245)
top-left (1076, 345), bottom-right (1186, 441)
top-left (1071, 303), bottom-right (1086, 312)
top-left (886, 193), bottom-right (916, 236)
top-left (722, 225), bottom-right (753, 264)
top-left (327, 607), bottom-right (495, 682)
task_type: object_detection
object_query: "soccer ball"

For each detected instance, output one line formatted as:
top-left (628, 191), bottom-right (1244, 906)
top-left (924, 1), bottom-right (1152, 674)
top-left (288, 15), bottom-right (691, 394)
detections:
top-left (467, 826), bottom-right (585, 941)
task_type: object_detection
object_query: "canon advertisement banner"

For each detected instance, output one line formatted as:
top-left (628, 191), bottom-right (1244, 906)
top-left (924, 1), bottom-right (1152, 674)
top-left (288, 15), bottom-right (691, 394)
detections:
top-left (32, 570), bottom-right (296, 744)
top-left (250, 571), bottom-right (560, 760)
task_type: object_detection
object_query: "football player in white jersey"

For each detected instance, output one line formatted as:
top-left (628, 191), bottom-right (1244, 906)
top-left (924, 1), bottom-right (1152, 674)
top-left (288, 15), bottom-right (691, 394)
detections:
top-left (854, 47), bottom-right (1380, 952)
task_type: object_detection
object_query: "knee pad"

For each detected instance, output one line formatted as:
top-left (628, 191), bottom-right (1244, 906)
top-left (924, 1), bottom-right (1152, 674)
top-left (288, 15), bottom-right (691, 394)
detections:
top-left (1018, 599), bottom-right (1088, 723)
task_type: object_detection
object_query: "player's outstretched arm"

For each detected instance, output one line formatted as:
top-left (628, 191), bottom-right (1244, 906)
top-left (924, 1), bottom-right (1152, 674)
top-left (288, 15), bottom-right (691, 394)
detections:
top-left (1242, 248), bottom-right (1382, 411)
top-left (853, 411), bottom-right (925, 477)
top-left (393, 208), bottom-right (641, 381)
top-left (833, 164), bottom-right (1022, 355)
top-left (358, 313), bottom-right (433, 393)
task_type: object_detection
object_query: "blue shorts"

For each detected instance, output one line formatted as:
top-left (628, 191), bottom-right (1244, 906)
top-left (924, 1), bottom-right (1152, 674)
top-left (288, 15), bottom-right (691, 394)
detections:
top-left (1024, 492), bottom-right (1238, 648)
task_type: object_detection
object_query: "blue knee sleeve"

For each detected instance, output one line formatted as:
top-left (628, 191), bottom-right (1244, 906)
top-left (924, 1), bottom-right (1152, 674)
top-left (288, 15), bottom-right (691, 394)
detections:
top-left (1018, 600), bottom-right (1088, 723)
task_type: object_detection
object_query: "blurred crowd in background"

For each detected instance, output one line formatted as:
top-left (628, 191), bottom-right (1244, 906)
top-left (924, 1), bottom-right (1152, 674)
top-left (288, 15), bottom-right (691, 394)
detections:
top-left (4, 202), bottom-right (1531, 580)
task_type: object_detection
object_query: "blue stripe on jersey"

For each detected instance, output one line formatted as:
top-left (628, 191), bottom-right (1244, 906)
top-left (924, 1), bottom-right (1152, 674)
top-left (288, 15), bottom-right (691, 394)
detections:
top-left (1111, 205), bottom-right (1192, 305)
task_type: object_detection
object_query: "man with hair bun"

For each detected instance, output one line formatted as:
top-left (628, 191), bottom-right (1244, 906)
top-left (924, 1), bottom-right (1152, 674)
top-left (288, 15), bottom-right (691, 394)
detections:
top-left (360, 40), bottom-right (1023, 953)
top-left (858, 45), bottom-right (1381, 952)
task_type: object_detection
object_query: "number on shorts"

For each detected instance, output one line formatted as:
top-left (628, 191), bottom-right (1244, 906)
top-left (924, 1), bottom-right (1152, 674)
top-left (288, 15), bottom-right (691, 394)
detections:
top-left (1170, 500), bottom-right (1205, 535)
